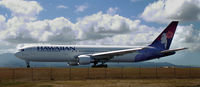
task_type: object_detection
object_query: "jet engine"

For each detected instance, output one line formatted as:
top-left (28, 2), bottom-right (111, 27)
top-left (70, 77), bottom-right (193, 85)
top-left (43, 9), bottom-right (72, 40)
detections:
top-left (78, 55), bottom-right (91, 65)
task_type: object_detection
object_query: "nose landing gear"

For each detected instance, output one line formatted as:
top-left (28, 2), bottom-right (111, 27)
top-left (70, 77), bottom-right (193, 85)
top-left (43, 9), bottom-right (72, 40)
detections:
top-left (26, 61), bottom-right (30, 68)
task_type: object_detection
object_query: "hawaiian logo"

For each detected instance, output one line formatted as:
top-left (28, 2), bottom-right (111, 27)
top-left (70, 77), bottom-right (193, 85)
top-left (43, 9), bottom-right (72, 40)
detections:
top-left (37, 46), bottom-right (76, 51)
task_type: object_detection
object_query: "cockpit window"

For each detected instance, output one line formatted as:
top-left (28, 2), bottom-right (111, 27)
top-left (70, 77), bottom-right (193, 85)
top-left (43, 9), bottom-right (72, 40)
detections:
top-left (20, 49), bottom-right (24, 52)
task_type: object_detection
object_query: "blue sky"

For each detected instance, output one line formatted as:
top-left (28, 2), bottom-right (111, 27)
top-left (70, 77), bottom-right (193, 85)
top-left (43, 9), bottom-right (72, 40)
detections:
top-left (0, 0), bottom-right (200, 66)
top-left (35, 0), bottom-right (154, 22)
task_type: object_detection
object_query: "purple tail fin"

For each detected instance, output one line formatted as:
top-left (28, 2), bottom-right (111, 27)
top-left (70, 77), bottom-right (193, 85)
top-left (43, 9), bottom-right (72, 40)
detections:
top-left (149, 21), bottom-right (178, 50)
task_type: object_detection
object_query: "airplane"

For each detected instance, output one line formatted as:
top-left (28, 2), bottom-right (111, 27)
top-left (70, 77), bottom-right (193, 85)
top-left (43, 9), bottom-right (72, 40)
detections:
top-left (15, 21), bottom-right (187, 68)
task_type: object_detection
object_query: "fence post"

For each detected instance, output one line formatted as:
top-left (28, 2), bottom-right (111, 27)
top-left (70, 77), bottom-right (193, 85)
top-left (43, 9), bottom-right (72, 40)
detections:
top-left (12, 68), bottom-right (15, 82)
top-left (155, 63), bottom-right (158, 79)
top-left (174, 66), bottom-right (176, 78)
top-left (87, 67), bottom-right (90, 79)
top-left (50, 67), bottom-right (53, 80)
top-left (189, 66), bottom-right (191, 78)
top-left (31, 68), bottom-right (34, 81)
top-left (104, 68), bottom-right (107, 79)
top-left (139, 65), bottom-right (141, 78)
top-left (65, 68), bottom-right (68, 80)
top-left (69, 67), bottom-right (71, 80)
top-left (121, 67), bottom-right (123, 79)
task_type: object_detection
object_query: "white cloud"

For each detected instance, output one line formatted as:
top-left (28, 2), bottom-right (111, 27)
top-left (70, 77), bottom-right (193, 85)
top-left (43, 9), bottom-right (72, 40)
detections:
top-left (0, 15), bottom-right (6, 30)
top-left (1, 11), bottom-right (144, 43)
top-left (106, 7), bottom-right (119, 15)
top-left (1, 9), bottom-right (200, 52)
top-left (75, 4), bottom-right (88, 12)
top-left (172, 24), bottom-right (200, 51)
top-left (0, 15), bottom-right (6, 22)
top-left (77, 29), bottom-right (158, 46)
top-left (0, 0), bottom-right (200, 54)
top-left (57, 5), bottom-right (68, 9)
top-left (0, 7), bottom-right (153, 45)
top-left (141, 0), bottom-right (200, 23)
top-left (0, 0), bottom-right (43, 20)
top-left (0, 16), bottom-right (78, 43)
top-left (75, 12), bottom-right (143, 40)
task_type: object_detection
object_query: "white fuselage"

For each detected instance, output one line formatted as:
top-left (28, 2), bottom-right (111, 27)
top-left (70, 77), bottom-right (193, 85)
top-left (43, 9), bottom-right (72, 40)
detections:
top-left (15, 45), bottom-right (143, 63)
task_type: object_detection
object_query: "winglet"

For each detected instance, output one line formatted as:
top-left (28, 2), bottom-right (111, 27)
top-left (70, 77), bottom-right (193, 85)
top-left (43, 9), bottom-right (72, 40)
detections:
top-left (150, 21), bottom-right (179, 50)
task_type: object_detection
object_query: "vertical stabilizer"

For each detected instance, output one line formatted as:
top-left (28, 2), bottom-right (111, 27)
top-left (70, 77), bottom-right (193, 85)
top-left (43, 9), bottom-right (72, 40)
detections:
top-left (149, 21), bottom-right (178, 50)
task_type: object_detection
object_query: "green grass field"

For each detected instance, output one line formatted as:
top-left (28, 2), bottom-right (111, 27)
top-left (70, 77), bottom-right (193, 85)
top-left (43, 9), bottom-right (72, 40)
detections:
top-left (0, 79), bottom-right (200, 87)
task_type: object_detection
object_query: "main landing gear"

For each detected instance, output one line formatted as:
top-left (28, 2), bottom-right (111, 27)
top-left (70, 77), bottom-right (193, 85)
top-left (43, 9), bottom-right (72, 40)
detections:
top-left (26, 61), bottom-right (30, 68)
top-left (92, 61), bottom-right (108, 68)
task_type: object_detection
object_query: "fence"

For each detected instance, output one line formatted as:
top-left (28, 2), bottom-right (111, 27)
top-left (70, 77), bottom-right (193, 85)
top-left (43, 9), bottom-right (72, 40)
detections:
top-left (0, 67), bottom-right (200, 81)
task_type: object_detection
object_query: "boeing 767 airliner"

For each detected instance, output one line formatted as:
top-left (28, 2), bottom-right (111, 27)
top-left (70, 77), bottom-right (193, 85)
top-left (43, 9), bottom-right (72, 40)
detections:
top-left (15, 21), bottom-right (187, 68)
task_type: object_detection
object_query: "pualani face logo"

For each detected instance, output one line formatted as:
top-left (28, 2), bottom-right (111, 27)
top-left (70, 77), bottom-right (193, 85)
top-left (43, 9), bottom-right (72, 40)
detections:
top-left (161, 33), bottom-right (167, 49)
top-left (166, 31), bottom-right (174, 39)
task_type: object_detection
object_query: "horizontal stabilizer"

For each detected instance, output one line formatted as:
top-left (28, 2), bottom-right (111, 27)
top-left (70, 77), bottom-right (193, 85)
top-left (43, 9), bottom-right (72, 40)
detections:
top-left (161, 47), bottom-right (188, 53)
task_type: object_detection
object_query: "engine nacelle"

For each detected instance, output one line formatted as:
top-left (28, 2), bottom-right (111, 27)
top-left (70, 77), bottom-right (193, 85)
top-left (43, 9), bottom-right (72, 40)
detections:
top-left (78, 55), bottom-right (91, 65)
top-left (68, 62), bottom-right (79, 66)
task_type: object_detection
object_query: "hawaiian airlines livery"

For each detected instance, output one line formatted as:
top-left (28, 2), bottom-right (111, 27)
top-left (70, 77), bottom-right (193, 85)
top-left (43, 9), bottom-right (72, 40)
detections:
top-left (15, 21), bottom-right (187, 68)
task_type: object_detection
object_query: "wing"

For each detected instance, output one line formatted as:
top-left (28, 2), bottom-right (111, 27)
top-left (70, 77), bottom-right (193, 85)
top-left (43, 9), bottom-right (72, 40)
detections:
top-left (88, 47), bottom-right (144, 60)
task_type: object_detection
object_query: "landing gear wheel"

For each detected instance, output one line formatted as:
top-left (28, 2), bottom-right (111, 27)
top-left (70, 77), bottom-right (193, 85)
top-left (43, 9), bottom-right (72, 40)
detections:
top-left (27, 64), bottom-right (30, 68)
top-left (26, 61), bottom-right (30, 68)
top-left (92, 61), bottom-right (98, 67)
top-left (92, 64), bottom-right (107, 68)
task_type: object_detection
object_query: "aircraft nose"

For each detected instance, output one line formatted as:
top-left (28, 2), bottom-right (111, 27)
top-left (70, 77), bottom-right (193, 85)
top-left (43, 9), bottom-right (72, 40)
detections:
top-left (14, 52), bottom-right (21, 58)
